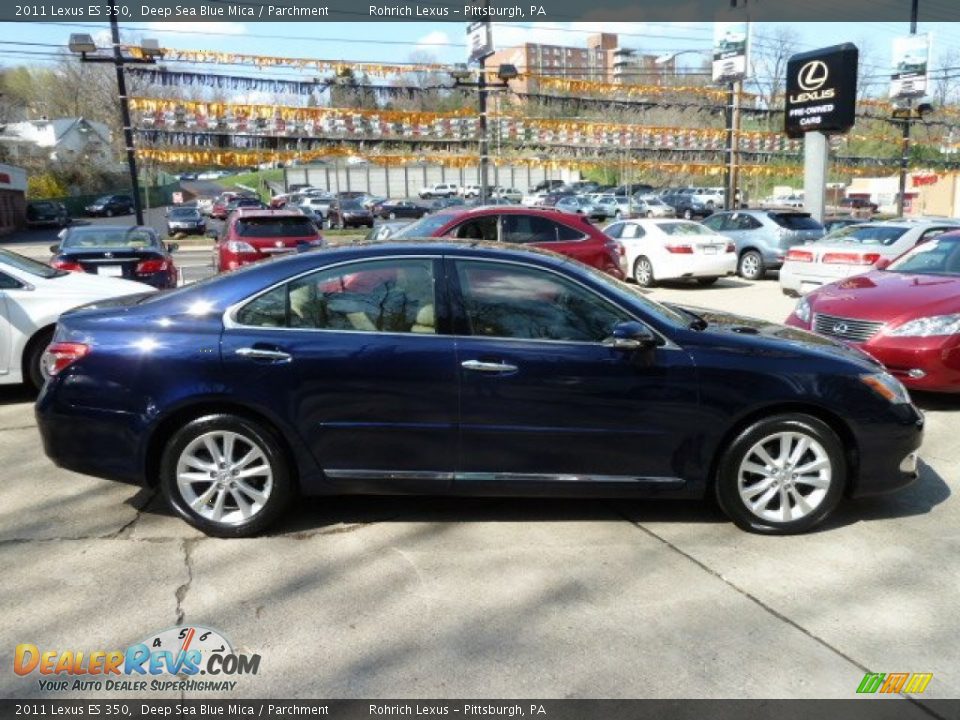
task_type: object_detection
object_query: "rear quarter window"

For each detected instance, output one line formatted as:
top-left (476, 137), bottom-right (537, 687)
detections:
top-left (769, 213), bottom-right (823, 231)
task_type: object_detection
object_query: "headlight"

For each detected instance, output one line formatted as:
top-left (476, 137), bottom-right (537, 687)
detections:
top-left (794, 296), bottom-right (812, 323)
top-left (886, 313), bottom-right (960, 337)
top-left (860, 372), bottom-right (911, 404)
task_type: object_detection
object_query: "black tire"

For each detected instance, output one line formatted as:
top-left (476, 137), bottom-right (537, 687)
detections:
top-left (105, 208), bottom-right (114, 218)
top-left (738, 249), bottom-right (765, 280)
top-left (160, 413), bottom-right (294, 537)
top-left (696, 277), bottom-right (719, 286)
top-left (24, 327), bottom-right (54, 392)
top-left (715, 414), bottom-right (846, 535)
top-left (388, 211), bottom-right (396, 219)
top-left (632, 256), bottom-right (656, 288)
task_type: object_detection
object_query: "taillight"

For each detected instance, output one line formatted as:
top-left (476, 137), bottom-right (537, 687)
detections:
top-left (665, 244), bottom-right (694, 254)
top-left (51, 259), bottom-right (85, 272)
top-left (725, 242), bottom-right (736, 253)
top-left (606, 241), bottom-right (625, 257)
top-left (225, 240), bottom-right (257, 253)
top-left (822, 252), bottom-right (880, 265)
top-left (135, 259), bottom-right (170, 274)
top-left (786, 249), bottom-right (814, 263)
top-left (42, 342), bottom-right (90, 377)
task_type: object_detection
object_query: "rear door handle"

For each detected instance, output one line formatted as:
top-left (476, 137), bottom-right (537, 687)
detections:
top-left (461, 359), bottom-right (518, 374)
top-left (235, 347), bottom-right (292, 363)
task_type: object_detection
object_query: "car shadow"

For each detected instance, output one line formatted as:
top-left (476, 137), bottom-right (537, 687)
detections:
top-left (912, 390), bottom-right (960, 412)
top-left (655, 278), bottom-right (753, 290)
top-left (0, 385), bottom-right (35, 405)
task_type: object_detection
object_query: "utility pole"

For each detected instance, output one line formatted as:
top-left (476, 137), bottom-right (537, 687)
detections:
top-left (110, 15), bottom-right (144, 225)
top-left (478, 60), bottom-right (489, 205)
top-left (897, 0), bottom-right (920, 217)
top-left (724, 82), bottom-right (741, 211)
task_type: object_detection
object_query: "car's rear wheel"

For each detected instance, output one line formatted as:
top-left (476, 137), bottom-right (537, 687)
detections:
top-left (105, 209), bottom-right (114, 217)
top-left (715, 414), bottom-right (845, 534)
top-left (24, 327), bottom-right (54, 392)
top-left (696, 277), bottom-right (719, 286)
top-left (683, 208), bottom-right (694, 219)
top-left (633, 256), bottom-right (656, 288)
top-left (160, 414), bottom-right (294, 537)
top-left (738, 250), bottom-right (765, 280)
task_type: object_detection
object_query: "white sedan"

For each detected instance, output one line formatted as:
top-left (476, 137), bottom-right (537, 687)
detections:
top-left (0, 248), bottom-right (154, 390)
top-left (604, 219), bottom-right (737, 287)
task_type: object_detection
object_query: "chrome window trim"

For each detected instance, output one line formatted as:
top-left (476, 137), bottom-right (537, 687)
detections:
top-left (222, 252), bottom-right (680, 350)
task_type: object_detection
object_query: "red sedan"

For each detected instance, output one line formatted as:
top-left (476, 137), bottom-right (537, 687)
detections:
top-left (214, 209), bottom-right (323, 272)
top-left (391, 205), bottom-right (625, 278)
top-left (786, 231), bottom-right (960, 392)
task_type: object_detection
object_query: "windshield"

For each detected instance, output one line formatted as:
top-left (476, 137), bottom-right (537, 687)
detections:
top-left (169, 208), bottom-right (200, 219)
top-left (887, 235), bottom-right (960, 276)
top-left (657, 222), bottom-right (717, 236)
top-left (62, 228), bottom-right (160, 249)
top-left (820, 225), bottom-right (908, 246)
top-left (94, 195), bottom-right (114, 204)
top-left (235, 217), bottom-right (318, 238)
top-left (341, 202), bottom-right (365, 212)
top-left (30, 201), bottom-right (56, 211)
top-left (393, 213), bottom-right (453, 238)
top-left (0, 248), bottom-right (62, 279)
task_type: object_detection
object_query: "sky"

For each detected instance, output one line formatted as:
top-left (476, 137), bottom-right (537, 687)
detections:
top-left (2, 20), bottom-right (959, 87)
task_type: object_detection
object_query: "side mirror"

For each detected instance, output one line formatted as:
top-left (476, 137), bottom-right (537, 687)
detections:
top-left (206, 229), bottom-right (219, 239)
top-left (49, 244), bottom-right (60, 254)
top-left (874, 257), bottom-right (892, 271)
top-left (166, 242), bottom-right (180, 252)
top-left (603, 321), bottom-right (660, 350)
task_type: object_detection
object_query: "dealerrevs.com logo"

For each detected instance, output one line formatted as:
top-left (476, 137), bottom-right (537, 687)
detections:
top-left (14, 626), bottom-right (261, 693)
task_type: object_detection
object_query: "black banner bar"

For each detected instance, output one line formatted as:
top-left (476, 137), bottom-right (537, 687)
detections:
top-left (2, 699), bottom-right (959, 720)
top-left (2, 0), bottom-right (960, 23)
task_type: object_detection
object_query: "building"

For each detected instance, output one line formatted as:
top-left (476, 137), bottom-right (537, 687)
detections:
top-left (846, 173), bottom-right (932, 216)
top-left (0, 117), bottom-right (113, 167)
top-left (0, 163), bottom-right (27, 236)
top-left (484, 32), bottom-right (675, 96)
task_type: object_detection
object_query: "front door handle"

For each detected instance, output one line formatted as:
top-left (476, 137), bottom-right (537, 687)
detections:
top-left (461, 359), bottom-right (518, 374)
top-left (235, 347), bottom-right (292, 363)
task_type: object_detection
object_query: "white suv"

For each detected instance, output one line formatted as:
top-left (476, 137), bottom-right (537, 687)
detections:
top-left (419, 183), bottom-right (459, 199)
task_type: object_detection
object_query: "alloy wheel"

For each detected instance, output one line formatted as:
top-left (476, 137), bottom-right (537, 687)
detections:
top-left (175, 431), bottom-right (274, 526)
top-left (737, 431), bottom-right (832, 524)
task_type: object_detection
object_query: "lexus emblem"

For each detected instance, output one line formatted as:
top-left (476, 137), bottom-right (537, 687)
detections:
top-left (832, 322), bottom-right (849, 335)
top-left (798, 60), bottom-right (829, 92)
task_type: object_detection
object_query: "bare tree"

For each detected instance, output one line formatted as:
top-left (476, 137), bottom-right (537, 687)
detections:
top-left (749, 26), bottom-right (801, 119)
top-left (931, 47), bottom-right (960, 108)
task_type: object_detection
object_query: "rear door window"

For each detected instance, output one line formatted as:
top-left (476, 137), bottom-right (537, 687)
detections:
top-left (502, 215), bottom-right (584, 244)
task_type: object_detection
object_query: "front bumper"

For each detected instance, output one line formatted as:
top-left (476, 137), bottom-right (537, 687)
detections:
top-left (848, 402), bottom-right (924, 497)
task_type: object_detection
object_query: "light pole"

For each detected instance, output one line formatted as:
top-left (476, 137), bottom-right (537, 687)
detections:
top-left (451, 63), bottom-right (518, 205)
top-left (896, 0), bottom-right (920, 217)
top-left (68, 27), bottom-right (161, 226)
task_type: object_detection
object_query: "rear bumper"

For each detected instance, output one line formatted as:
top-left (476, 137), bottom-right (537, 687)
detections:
top-left (36, 387), bottom-right (145, 486)
top-left (657, 253), bottom-right (737, 280)
top-left (779, 261), bottom-right (863, 294)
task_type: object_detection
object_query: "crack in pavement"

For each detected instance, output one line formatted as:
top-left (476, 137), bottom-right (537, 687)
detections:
top-left (616, 508), bottom-right (948, 719)
top-left (174, 538), bottom-right (197, 626)
top-left (0, 424), bottom-right (39, 432)
top-left (107, 490), bottom-right (157, 539)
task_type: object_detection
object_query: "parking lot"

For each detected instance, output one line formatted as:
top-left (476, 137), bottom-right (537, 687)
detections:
top-left (1, 232), bottom-right (958, 701)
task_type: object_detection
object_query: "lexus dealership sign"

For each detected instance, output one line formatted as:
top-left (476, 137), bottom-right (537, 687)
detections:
top-left (784, 44), bottom-right (859, 139)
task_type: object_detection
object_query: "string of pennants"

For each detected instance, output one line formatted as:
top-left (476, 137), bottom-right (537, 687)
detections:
top-left (128, 97), bottom-right (807, 153)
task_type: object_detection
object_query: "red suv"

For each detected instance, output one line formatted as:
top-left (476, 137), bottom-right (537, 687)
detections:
top-left (392, 206), bottom-right (624, 278)
top-left (214, 209), bottom-right (324, 272)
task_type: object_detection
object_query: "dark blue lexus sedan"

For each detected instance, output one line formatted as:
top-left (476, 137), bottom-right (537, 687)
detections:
top-left (36, 241), bottom-right (924, 537)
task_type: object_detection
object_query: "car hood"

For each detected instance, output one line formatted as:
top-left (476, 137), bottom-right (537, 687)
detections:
top-left (807, 270), bottom-right (960, 321)
top-left (672, 304), bottom-right (881, 371)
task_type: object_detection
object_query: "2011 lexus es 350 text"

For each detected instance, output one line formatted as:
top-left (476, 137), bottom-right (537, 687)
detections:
top-left (36, 241), bottom-right (923, 537)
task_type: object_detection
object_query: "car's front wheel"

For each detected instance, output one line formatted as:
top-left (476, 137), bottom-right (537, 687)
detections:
top-left (683, 208), bottom-right (694, 219)
top-left (715, 414), bottom-right (845, 534)
top-left (160, 414), bottom-right (294, 537)
top-left (388, 211), bottom-right (396, 219)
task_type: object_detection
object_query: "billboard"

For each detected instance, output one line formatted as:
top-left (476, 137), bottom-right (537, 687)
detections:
top-left (784, 44), bottom-right (859, 139)
top-left (712, 22), bottom-right (749, 83)
top-left (890, 34), bottom-right (932, 99)
top-left (467, 21), bottom-right (493, 64)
